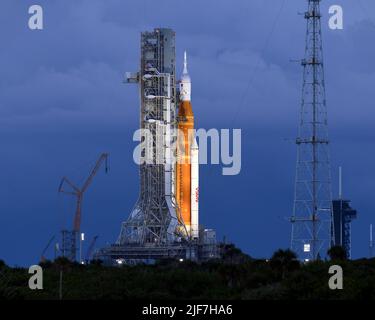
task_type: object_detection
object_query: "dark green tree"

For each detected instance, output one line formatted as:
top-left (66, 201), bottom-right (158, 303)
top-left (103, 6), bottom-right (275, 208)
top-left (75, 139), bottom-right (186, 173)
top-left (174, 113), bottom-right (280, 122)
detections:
top-left (327, 246), bottom-right (347, 261)
top-left (270, 249), bottom-right (300, 279)
top-left (0, 259), bottom-right (6, 269)
top-left (220, 244), bottom-right (251, 264)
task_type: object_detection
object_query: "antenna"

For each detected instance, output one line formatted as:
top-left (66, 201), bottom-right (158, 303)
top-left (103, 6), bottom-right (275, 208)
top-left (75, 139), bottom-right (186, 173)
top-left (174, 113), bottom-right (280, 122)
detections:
top-left (339, 166), bottom-right (343, 246)
top-left (339, 166), bottom-right (343, 200)
top-left (370, 224), bottom-right (373, 258)
top-left (183, 50), bottom-right (188, 74)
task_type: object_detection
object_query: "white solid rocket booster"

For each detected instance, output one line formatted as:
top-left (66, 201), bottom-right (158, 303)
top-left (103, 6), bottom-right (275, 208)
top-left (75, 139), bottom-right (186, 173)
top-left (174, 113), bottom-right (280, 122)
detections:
top-left (191, 136), bottom-right (199, 239)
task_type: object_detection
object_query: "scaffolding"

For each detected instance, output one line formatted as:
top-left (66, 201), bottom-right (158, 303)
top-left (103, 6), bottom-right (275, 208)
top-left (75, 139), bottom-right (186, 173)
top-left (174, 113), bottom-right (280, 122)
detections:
top-left (116, 28), bottom-right (184, 246)
top-left (332, 200), bottom-right (357, 259)
top-left (61, 230), bottom-right (77, 261)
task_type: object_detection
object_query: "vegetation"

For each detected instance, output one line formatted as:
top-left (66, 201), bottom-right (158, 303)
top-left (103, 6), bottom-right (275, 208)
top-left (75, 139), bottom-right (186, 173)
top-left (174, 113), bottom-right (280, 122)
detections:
top-left (0, 246), bottom-right (374, 300)
top-left (327, 246), bottom-right (348, 261)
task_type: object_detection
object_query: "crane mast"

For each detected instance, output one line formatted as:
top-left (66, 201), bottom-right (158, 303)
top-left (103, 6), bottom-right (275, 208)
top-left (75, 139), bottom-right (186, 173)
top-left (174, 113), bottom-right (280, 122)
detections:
top-left (59, 153), bottom-right (109, 261)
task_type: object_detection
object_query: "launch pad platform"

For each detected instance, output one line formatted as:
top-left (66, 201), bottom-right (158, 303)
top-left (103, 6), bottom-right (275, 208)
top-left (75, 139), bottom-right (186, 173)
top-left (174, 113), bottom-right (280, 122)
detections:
top-left (95, 229), bottom-right (219, 265)
top-left (94, 242), bottom-right (219, 265)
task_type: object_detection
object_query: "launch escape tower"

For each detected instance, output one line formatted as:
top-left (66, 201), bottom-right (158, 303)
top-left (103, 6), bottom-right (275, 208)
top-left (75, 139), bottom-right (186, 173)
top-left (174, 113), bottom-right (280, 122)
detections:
top-left (118, 28), bottom-right (186, 245)
top-left (290, 0), bottom-right (334, 261)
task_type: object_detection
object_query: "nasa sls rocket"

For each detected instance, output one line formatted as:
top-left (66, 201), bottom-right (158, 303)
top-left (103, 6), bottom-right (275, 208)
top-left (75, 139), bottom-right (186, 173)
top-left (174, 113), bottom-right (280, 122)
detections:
top-left (176, 52), bottom-right (199, 239)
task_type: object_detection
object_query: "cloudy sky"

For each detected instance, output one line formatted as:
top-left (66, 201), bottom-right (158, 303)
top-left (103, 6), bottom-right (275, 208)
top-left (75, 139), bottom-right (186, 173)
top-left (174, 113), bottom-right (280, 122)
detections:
top-left (0, 0), bottom-right (374, 266)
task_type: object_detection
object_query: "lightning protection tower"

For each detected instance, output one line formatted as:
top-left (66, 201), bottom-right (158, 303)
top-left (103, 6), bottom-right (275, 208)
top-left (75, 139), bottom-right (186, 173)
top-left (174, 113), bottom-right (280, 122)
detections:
top-left (290, 0), bottom-right (334, 261)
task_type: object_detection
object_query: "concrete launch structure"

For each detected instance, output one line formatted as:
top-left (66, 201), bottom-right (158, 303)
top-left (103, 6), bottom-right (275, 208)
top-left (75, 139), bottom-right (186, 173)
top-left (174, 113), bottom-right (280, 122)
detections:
top-left (176, 52), bottom-right (199, 240)
top-left (96, 28), bottom-right (218, 264)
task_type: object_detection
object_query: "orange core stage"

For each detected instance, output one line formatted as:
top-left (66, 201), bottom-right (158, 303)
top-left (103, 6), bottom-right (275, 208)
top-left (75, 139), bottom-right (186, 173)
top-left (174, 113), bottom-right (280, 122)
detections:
top-left (176, 100), bottom-right (194, 231)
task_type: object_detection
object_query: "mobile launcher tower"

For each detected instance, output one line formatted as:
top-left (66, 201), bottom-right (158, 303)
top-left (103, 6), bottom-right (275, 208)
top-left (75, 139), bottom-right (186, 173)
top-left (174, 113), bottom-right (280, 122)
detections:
top-left (96, 28), bottom-right (218, 264)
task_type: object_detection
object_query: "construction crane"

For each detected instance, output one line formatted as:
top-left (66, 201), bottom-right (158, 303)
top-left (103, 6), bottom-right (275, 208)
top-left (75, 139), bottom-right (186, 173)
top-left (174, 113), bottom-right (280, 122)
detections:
top-left (59, 153), bottom-right (109, 261)
top-left (85, 235), bottom-right (99, 262)
top-left (40, 235), bottom-right (55, 263)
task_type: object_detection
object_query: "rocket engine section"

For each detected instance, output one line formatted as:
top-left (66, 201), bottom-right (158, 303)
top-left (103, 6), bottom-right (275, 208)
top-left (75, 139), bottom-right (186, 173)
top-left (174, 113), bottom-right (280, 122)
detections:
top-left (176, 52), bottom-right (199, 240)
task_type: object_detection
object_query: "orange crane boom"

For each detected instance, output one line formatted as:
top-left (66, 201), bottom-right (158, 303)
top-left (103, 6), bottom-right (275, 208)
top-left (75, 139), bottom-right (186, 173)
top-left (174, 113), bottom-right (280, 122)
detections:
top-left (58, 153), bottom-right (109, 232)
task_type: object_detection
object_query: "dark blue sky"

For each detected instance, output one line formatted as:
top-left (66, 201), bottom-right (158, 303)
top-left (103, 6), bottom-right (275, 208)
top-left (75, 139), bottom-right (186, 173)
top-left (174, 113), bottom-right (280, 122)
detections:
top-left (0, 0), bottom-right (374, 266)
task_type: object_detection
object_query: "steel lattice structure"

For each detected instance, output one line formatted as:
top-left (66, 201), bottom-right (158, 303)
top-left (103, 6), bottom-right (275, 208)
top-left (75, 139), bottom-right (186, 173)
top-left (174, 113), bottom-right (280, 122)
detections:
top-left (332, 199), bottom-right (357, 259)
top-left (290, 0), bottom-right (334, 261)
top-left (118, 28), bottom-right (186, 246)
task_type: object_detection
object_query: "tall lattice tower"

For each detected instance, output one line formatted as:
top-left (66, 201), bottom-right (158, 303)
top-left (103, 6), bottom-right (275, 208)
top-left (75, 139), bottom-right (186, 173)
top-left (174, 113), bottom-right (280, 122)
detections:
top-left (290, 0), bottom-right (334, 261)
top-left (118, 28), bottom-right (186, 246)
